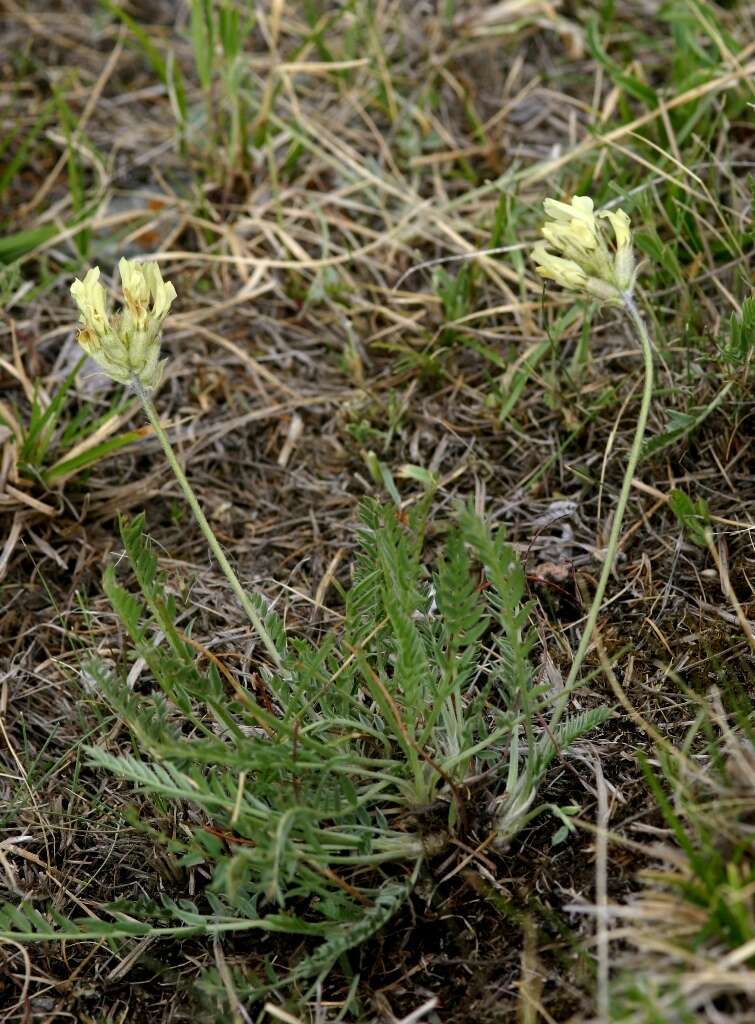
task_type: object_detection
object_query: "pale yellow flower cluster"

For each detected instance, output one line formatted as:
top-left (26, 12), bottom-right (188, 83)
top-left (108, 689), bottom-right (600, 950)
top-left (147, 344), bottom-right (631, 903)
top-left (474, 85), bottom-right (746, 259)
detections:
top-left (70, 259), bottom-right (176, 389)
top-left (70, 197), bottom-right (632, 390)
top-left (532, 195), bottom-right (636, 305)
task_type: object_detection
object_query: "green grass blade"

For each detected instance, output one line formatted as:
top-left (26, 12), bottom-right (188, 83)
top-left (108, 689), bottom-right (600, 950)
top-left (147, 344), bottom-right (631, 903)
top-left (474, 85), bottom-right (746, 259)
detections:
top-left (0, 98), bottom-right (55, 197)
top-left (98, 0), bottom-right (167, 83)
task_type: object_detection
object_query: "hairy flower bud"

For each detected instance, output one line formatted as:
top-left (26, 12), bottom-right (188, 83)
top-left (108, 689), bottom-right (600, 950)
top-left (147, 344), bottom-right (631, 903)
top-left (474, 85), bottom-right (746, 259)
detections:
top-left (532, 195), bottom-right (637, 304)
top-left (70, 259), bottom-right (176, 389)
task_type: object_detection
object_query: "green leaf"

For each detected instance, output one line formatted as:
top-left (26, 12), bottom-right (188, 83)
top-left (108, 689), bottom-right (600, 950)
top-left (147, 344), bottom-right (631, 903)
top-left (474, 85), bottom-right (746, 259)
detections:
top-left (0, 225), bottom-right (58, 264)
top-left (725, 295), bottom-right (755, 365)
top-left (19, 357), bottom-right (85, 468)
top-left (668, 488), bottom-right (710, 547)
top-left (44, 429), bottom-right (146, 483)
top-left (98, 0), bottom-right (168, 83)
top-left (166, 50), bottom-right (188, 128)
top-left (0, 97), bottom-right (55, 197)
top-left (587, 18), bottom-right (658, 108)
top-left (52, 85), bottom-right (90, 257)
top-left (642, 385), bottom-right (733, 461)
top-left (190, 0), bottom-right (214, 90)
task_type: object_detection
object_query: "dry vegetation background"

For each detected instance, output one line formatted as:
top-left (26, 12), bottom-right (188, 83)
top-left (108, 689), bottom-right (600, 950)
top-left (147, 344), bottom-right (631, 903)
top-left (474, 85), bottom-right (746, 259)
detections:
top-left (0, 0), bottom-right (754, 1021)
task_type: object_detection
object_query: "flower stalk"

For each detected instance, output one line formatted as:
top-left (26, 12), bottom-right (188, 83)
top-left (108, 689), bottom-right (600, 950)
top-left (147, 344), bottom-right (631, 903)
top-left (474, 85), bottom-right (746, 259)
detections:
top-left (133, 379), bottom-right (282, 668)
top-left (560, 294), bottom-right (653, 706)
top-left (531, 196), bottom-right (654, 724)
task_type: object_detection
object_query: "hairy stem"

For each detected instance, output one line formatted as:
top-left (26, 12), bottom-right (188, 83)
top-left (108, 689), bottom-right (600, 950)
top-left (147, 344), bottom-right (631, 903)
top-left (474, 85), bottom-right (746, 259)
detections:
top-left (134, 380), bottom-right (282, 668)
top-left (552, 295), bottom-right (654, 727)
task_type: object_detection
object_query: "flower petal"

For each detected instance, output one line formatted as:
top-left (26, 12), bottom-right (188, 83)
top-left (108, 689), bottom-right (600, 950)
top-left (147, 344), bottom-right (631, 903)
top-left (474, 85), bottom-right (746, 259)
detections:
top-left (532, 244), bottom-right (588, 289)
top-left (543, 195), bottom-right (595, 225)
top-left (598, 209), bottom-right (631, 248)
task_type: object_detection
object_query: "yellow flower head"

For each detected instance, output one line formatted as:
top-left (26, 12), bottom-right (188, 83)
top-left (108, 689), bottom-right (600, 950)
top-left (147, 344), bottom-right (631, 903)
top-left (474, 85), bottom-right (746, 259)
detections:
top-left (71, 259), bottom-right (176, 389)
top-left (532, 195), bottom-right (636, 305)
top-left (532, 244), bottom-right (617, 304)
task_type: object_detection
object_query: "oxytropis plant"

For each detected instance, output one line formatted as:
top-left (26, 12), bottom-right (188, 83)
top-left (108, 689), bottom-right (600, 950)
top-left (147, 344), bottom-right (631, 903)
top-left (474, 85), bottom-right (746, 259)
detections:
top-left (0, 223), bottom-right (623, 998)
